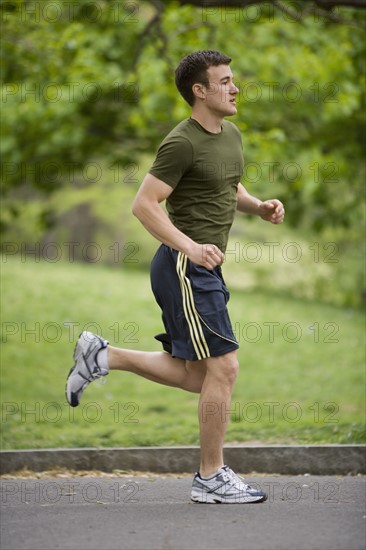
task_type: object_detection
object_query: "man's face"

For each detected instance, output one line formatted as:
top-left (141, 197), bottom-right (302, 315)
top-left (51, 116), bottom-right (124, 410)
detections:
top-left (199, 65), bottom-right (239, 116)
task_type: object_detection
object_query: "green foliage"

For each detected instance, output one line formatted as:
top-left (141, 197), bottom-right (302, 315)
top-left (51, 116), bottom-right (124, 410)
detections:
top-left (1, 0), bottom-right (144, 193)
top-left (1, 1), bottom-right (365, 306)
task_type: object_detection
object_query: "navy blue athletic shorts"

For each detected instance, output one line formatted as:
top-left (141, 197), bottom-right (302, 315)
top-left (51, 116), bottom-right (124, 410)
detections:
top-left (150, 244), bottom-right (239, 361)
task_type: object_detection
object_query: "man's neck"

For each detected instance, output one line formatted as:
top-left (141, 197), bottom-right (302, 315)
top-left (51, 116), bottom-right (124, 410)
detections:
top-left (190, 110), bottom-right (224, 134)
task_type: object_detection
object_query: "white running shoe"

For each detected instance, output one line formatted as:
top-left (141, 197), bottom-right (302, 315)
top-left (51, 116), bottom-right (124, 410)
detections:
top-left (66, 331), bottom-right (109, 407)
top-left (191, 465), bottom-right (267, 504)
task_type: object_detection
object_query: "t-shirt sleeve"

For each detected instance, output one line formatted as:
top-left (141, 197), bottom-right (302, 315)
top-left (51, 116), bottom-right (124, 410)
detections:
top-left (148, 136), bottom-right (193, 189)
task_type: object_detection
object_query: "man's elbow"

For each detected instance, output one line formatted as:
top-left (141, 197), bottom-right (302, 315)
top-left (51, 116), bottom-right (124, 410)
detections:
top-left (131, 198), bottom-right (139, 218)
top-left (131, 196), bottom-right (143, 219)
top-left (132, 196), bottom-right (149, 223)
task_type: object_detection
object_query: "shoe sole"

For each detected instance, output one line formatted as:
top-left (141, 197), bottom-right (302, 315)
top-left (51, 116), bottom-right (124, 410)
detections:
top-left (65, 337), bottom-right (86, 407)
top-left (191, 493), bottom-right (267, 504)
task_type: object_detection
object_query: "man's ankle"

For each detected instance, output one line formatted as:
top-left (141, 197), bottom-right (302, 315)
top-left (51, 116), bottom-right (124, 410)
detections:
top-left (199, 464), bottom-right (224, 479)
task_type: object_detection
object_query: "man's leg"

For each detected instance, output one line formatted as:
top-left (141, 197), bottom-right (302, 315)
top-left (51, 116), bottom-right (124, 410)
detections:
top-left (108, 347), bottom-right (238, 474)
top-left (197, 350), bottom-right (239, 478)
top-left (108, 346), bottom-right (238, 469)
top-left (191, 350), bottom-right (267, 504)
top-left (108, 346), bottom-right (206, 393)
top-left (67, 333), bottom-right (266, 502)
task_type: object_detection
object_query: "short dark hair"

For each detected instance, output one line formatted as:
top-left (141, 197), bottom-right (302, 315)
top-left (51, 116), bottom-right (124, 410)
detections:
top-left (175, 50), bottom-right (232, 106)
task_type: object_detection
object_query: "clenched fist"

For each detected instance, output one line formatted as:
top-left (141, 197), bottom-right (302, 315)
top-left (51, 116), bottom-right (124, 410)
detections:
top-left (188, 243), bottom-right (224, 270)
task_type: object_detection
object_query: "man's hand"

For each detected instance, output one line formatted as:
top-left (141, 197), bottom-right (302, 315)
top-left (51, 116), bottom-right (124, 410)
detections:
top-left (187, 243), bottom-right (224, 270)
top-left (259, 199), bottom-right (285, 224)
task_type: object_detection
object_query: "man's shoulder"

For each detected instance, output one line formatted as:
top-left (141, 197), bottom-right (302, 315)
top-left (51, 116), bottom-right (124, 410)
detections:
top-left (222, 119), bottom-right (241, 136)
top-left (163, 118), bottom-right (192, 140)
top-left (156, 119), bottom-right (196, 158)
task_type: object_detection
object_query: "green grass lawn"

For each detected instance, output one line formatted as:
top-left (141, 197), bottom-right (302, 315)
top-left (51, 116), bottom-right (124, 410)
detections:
top-left (1, 256), bottom-right (365, 450)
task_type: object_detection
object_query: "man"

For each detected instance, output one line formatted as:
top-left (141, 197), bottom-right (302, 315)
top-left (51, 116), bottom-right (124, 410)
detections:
top-left (66, 50), bottom-right (285, 504)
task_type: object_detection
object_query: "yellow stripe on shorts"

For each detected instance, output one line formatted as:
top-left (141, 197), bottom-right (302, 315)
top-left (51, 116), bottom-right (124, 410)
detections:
top-left (176, 252), bottom-right (210, 360)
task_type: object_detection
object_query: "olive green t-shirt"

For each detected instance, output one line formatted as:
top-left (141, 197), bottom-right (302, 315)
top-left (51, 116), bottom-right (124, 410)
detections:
top-left (148, 117), bottom-right (244, 253)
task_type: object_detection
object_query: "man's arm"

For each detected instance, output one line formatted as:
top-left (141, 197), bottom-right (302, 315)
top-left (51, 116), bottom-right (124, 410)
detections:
top-left (236, 183), bottom-right (285, 224)
top-left (132, 173), bottom-right (224, 269)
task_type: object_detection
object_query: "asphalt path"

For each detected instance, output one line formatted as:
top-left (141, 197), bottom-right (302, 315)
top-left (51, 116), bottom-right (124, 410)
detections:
top-left (1, 474), bottom-right (365, 550)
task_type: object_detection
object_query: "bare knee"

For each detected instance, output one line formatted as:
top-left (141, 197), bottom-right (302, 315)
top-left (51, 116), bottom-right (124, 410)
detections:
top-left (206, 351), bottom-right (239, 388)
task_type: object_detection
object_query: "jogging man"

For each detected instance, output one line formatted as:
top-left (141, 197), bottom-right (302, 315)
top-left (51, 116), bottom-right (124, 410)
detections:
top-left (66, 50), bottom-right (285, 504)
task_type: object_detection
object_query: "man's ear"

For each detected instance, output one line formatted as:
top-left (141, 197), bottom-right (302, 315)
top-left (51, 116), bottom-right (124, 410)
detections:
top-left (192, 82), bottom-right (206, 102)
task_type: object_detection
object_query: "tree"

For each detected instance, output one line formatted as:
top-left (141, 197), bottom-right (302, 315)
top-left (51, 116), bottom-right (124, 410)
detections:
top-left (1, 0), bottom-right (365, 233)
top-left (1, 0), bottom-right (364, 305)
